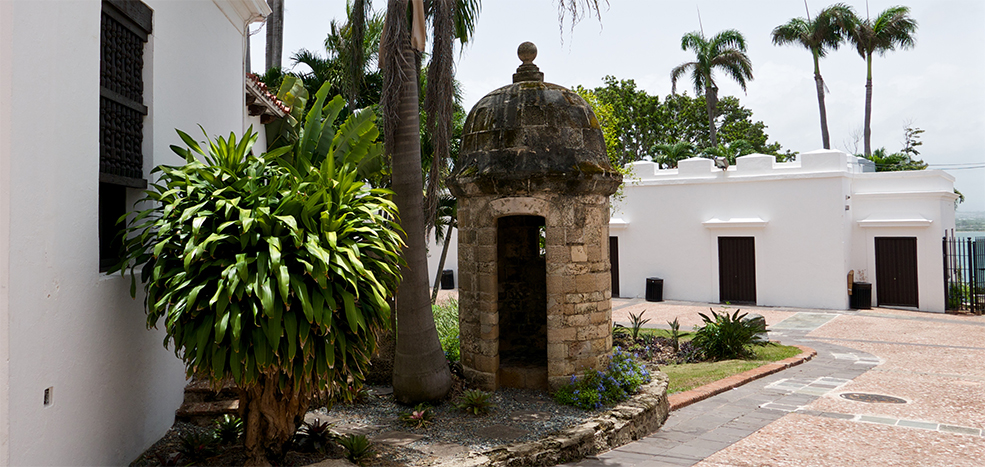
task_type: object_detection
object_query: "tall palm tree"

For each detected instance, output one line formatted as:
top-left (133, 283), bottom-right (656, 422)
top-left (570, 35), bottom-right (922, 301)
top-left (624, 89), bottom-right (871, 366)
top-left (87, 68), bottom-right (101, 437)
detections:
top-left (265, 0), bottom-right (284, 70)
top-left (671, 29), bottom-right (754, 147)
top-left (380, 0), bottom-right (480, 404)
top-left (771, 3), bottom-right (855, 149)
top-left (381, 0), bottom-right (451, 404)
top-left (845, 5), bottom-right (917, 156)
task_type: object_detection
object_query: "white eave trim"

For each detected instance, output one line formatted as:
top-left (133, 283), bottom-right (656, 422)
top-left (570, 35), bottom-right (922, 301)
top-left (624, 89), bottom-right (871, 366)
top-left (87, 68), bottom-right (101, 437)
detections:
top-left (852, 190), bottom-right (959, 201)
top-left (702, 217), bottom-right (768, 229)
top-left (214, 0), bottom-right (271, 28)
top-left (609, 218), bottom-right (630, 230)
top-left (857, 215), bottom-right (933, 228)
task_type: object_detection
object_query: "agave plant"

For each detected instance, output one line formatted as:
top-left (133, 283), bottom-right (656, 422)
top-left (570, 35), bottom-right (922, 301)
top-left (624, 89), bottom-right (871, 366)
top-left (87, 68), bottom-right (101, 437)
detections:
top-left (112, 82), bottom-right (402, 466)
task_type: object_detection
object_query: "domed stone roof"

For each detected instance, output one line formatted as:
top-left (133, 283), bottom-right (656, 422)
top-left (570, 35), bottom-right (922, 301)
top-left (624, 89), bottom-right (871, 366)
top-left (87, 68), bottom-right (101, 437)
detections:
top-left (448, 42), bottom-right (622, 196)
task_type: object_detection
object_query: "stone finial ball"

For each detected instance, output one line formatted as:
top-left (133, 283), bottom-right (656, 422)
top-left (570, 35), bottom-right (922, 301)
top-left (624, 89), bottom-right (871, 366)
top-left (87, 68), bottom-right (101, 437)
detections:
top-left (517, 41), bottom-right (537, 64)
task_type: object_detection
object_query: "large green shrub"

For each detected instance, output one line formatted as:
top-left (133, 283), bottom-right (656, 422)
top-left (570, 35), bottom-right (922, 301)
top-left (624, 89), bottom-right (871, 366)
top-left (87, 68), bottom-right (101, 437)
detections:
top-left (692, 309), bottom-right (768, 360)
top-left (113, 85), bottom-right (401, 465)
top-left (432, 299), bottom-right (460, 362)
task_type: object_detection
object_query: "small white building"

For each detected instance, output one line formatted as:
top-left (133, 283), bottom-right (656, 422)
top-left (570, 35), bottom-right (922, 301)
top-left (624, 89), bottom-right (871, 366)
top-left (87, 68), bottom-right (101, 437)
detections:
top-left (0, 1), bottom-right (269, 464)
top-left (609, 150), bottom-right (957, 312)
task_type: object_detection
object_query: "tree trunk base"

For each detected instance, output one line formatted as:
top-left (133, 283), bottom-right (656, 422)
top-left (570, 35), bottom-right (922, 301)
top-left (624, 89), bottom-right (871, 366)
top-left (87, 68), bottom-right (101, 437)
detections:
top-left (241, 374), bottom-right (310, 466)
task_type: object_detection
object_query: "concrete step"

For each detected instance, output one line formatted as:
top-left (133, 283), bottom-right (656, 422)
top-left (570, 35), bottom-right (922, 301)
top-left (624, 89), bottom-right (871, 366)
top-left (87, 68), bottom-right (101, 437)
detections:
top-left (182, 378), bottom-right (239, 403)
top-left (175, 399), bottom-right (240, 427)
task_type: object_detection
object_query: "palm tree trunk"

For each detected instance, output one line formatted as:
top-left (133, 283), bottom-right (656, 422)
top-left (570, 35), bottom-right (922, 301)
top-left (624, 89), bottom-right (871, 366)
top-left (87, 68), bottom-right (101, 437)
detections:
top-left (389, 35), bottom-right (453, 404)
top-left (705, 85), bottom-right (718, 146)
top-left (431, 224), bottom-right (454, 304)
top-left (347, 0), bottom-right (367, 109)
top-left (264, 0), bottom-right (284, 71)
top-left (813, 52), bottom-right (831, 150)
top-left (863, 53), bottom-right (873, 156)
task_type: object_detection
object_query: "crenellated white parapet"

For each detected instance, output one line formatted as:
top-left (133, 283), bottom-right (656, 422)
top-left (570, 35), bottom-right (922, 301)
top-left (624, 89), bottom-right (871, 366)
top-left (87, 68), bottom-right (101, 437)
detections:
top-left (629, 149), bottom-right (954, 195)
top-left (632, 149), bottom-right (865, 180)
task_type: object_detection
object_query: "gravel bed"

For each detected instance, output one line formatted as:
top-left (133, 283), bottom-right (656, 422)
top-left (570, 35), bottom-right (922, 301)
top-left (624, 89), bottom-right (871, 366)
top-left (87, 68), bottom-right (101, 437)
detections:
top-left (322, 386), bottom-right (604, 453)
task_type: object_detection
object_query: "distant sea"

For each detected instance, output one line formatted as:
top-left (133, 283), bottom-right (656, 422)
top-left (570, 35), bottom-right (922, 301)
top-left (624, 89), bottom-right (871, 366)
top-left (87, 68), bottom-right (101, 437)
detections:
top-left (957, 231), bottom-right (985, 238)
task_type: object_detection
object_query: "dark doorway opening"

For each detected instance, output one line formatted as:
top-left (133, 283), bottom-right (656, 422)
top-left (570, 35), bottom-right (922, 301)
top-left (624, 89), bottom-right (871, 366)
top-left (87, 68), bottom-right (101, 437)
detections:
top-left (609, 236), bottom-right (620, 298)
top-left (875, 237), bottom-right (919, 308)
top-left (497, 215), bottom-right (547, 389)
top-left (718, 236), bottom-right (757, 304)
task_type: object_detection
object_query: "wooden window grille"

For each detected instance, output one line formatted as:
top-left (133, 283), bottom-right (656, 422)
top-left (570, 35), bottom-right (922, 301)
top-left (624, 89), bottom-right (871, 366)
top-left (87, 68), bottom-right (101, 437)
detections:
top-left (99, 0), bottom-right (151, 188)
top-left (99, 0), bottom-right (151, 270)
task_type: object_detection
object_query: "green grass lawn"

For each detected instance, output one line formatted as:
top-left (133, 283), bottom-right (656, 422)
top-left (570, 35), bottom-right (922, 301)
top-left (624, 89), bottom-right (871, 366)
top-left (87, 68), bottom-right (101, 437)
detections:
top-left (661, 343), bottom-right (802, 394)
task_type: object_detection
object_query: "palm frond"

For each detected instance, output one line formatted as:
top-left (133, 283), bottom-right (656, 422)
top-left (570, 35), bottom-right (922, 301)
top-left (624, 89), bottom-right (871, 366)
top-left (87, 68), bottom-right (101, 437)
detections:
top-left (845, 5), bottom-right (916, 58)
top-left (771, 19), bottom-right (810, 49)
top-left (423, 0), bottom-right (456, 237)
top-left (711, 50), bottom-right (753, 92)
top-left (669, 62), bottom-right (695, 95)
top-left (555, 0), bottom-right (608, 39)
top-left (710, 29), bottom-right (747, 55)
top-left (680, 31), bottom-right (706, 53)
top-left (454, 0), bottom-right (481, 46)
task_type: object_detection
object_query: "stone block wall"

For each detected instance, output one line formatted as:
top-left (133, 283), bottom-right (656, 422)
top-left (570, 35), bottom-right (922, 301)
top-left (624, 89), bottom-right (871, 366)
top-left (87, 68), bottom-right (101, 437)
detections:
top-left (458, 193), bottom-right (613, 391)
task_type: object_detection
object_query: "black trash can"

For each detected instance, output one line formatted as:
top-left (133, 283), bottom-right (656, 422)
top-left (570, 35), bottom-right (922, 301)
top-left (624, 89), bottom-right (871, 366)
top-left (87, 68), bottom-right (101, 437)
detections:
top-left (440, 269), bottom-right (455, 290)
top-left (645, 277), bottom-right (664, 302)
top-left (850, 282), bottom-right (871, 309)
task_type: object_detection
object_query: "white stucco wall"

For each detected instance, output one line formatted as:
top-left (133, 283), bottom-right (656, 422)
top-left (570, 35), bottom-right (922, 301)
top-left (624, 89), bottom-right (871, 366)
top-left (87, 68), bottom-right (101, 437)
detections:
top-left (610, 150), bottom-right (955, 312)
top-left (0, 1), bottom-right (266, 464)
top-left (427, 228), bottom-right (459, 291)
top-left (850, 170), bottom-right (957, 312)
top-left (1, 2), bottom-right (13, 464)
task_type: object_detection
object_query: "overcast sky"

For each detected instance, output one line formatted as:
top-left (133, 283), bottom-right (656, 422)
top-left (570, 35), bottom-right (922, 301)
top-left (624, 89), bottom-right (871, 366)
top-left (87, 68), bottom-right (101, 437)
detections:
top-left (250, 0), bottom-right (985, 212)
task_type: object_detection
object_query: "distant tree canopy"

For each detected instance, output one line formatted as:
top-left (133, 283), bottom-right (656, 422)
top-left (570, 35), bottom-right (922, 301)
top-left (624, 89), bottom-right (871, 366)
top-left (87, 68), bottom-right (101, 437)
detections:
top-left (862, 124), bottom-right (928, 172)
top-left (575, 76), bottom-right (790, 169)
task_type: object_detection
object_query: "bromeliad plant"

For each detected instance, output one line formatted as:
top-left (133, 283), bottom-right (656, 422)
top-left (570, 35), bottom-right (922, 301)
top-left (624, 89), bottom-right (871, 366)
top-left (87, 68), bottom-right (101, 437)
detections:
top-left (692, 308), bottom-right (768, 360)
top-left (453, 389), bottom-right (496, 416)
top-left (112, 83), bottom-right (402, 466)
top-left (399, 403), bottom-right (435, 428)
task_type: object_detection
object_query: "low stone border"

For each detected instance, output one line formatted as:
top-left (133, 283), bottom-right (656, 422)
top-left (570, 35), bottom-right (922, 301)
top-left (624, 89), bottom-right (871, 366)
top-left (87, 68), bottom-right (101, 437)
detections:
top-left (431, 346), bottom-right (815, 467)
top-left (667, 345), bottom-right (817, 411)
top-left (436, 373), bottom-right (671, 467)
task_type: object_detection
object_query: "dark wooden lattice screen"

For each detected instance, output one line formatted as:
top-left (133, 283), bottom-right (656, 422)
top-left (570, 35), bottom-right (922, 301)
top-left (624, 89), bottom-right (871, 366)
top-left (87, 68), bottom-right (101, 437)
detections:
top-left (100, 0), bottom-right (152, 188)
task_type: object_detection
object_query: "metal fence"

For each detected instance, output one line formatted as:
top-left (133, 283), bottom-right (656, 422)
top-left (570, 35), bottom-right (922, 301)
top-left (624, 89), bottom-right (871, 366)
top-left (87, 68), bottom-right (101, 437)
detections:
top-left (943, 235), bottom-right (985, 314)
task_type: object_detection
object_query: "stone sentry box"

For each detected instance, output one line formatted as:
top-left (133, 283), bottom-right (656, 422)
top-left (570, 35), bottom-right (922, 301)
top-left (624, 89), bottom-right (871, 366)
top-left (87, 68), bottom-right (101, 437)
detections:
top-left (448, 42), bottom-right (622, 391)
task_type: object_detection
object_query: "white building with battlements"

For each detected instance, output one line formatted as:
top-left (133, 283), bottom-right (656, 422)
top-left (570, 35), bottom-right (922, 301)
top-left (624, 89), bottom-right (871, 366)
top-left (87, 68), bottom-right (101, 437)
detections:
top-left (608, 150), bottom-right (957, 312)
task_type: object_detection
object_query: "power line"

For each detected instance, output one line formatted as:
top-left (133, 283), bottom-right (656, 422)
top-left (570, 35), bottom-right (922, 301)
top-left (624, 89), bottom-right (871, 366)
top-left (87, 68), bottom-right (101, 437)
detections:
top-left (930, 166), bottom-right (985, 170)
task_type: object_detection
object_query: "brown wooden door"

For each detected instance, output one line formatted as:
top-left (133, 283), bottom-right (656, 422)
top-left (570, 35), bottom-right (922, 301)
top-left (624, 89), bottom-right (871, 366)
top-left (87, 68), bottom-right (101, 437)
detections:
top-left (609, 236), bottom-right (620, 298)
top-left (719, 237), bottom-right (757, 304)
top-left (875, 237), bottom-right (919, 307)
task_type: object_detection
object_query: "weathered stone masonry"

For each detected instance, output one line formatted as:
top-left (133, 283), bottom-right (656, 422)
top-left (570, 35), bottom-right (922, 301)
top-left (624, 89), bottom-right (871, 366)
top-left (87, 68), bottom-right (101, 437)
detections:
top-left (448, 42), bottom-right (622, 391)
